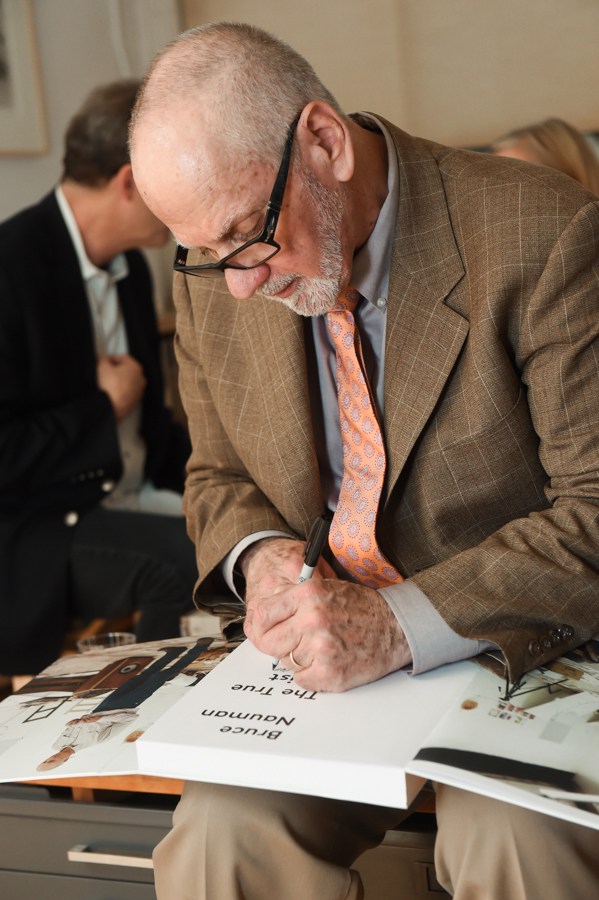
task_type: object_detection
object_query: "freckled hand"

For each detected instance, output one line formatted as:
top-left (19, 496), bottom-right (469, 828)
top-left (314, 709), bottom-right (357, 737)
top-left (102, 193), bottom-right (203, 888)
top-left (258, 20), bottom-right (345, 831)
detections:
top-left (272, 515), bottom-right (332, 669)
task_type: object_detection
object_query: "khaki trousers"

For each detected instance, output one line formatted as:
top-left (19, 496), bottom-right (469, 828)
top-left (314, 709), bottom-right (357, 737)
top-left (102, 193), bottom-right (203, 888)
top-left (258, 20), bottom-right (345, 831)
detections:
top-left (153, 780), bottom-right (599, 900)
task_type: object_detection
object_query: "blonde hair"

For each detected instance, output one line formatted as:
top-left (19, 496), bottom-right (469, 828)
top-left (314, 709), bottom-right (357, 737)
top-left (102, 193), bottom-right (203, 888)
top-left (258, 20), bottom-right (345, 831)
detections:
top-left (492, 118), bottom-right (599, 197)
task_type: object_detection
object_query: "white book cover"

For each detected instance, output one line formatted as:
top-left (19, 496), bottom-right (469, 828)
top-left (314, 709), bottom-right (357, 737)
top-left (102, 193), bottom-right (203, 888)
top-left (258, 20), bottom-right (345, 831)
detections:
top-left (407, 644), bottom-right (599, 832)
top-left (136, 640), bottom-right (475, 809)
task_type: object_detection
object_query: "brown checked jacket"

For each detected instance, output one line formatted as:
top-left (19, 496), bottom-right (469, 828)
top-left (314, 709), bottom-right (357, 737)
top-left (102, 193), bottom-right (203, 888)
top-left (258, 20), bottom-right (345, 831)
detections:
top-left (173, 118), bottom-right (599, 683)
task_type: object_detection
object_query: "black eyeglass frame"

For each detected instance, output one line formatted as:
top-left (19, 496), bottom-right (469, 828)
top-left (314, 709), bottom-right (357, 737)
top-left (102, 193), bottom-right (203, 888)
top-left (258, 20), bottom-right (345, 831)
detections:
top-left (173, 112), bottom-right (302, 277)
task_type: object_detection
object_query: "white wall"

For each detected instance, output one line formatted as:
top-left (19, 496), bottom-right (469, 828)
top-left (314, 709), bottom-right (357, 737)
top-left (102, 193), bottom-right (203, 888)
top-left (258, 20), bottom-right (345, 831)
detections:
top-left (184, 0), bottom-right (599, 147)
top-left (183, 0), bottom-right (408, 131)
top-left (0, 0), bottom-right (183, 311)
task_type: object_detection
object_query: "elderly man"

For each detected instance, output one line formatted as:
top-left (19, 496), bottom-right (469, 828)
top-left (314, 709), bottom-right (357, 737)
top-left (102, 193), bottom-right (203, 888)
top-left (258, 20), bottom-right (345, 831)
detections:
top-left (0, 81), bottom-right (198, 676)
top-left (130, 23), bottom-right (599, 900)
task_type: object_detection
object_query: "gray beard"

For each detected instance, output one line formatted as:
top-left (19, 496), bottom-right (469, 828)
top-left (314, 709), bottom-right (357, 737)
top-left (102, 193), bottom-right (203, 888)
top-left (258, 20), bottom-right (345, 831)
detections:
top-left (258, 170), bottom-right (347, 317)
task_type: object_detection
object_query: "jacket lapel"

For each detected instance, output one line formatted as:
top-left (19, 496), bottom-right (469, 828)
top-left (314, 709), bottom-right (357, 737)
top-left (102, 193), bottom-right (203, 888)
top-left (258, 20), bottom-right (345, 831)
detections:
top-left (37, 193), bottom-right (97, 388)
top-left (375, 119), bottom-right (470, 499)
top-left (241, 297), bottom-right (323, 536)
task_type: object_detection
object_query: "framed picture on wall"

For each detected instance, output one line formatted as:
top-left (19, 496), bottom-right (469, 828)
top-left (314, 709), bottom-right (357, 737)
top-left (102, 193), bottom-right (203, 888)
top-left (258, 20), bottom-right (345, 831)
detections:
top-left (0, 0), bottom-right (47, 155)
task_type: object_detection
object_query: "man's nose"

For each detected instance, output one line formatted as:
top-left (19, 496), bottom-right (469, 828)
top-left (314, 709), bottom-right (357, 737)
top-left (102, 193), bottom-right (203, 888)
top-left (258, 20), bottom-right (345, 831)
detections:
top-left (224, 263), bottom-right (270, 300)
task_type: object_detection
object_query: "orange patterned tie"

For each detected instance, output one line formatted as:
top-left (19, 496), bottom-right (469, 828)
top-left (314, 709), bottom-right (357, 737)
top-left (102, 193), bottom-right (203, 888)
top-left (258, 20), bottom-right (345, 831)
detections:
top-left (326, 285), bottom-right (403, 589)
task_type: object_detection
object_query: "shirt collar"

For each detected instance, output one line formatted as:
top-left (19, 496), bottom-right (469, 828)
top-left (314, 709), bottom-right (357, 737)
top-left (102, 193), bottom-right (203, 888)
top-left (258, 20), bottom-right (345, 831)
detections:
top-left (348, 113), bottom-right (399, 309)
top-left (55, 185), bottom-right (129, 285)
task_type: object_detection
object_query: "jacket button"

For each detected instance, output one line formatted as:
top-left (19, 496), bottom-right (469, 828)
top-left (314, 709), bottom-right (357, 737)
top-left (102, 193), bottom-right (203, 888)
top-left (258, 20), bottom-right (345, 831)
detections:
top-left (101, 480), bottom-right (116, 493)
top-left (528, 640), bottom-right (541, 655)
top-left (549, 630), bottom-right (561, 646)
top-left (559, 624), bottom-right (574, 639)
top-left (541, 636), bottom-right (552, 651)
top-left (64, 511), bottom-right (79, 527)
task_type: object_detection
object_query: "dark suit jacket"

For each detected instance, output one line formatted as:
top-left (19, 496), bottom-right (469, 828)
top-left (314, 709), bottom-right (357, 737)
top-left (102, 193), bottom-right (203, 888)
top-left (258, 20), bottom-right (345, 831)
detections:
top-left (173, 119), bottom-right (599, 685)
top-left (0, 191), bottom-right (190, 673)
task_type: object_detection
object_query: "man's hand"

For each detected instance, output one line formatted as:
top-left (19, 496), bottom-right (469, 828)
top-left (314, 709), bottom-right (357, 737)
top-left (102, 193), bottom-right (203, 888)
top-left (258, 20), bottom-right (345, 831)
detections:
top-left (97, 354), bottom-right (146, 423)
top-left (240, 537), bottom-right (336, 608)
top-left (243, 546), bottom-right (411, 691)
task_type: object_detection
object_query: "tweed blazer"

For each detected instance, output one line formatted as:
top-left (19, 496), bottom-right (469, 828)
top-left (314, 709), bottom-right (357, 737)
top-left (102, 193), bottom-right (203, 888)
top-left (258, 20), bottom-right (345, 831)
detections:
top-left (174, 118), bottom-right (599, 683)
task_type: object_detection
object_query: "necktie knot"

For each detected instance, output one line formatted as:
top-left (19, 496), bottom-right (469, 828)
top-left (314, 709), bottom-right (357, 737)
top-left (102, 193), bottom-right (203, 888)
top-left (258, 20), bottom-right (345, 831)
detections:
top-left (326, 285), bottom-right (361, 343)
top-left (330, 284), bottom-right (361, 315)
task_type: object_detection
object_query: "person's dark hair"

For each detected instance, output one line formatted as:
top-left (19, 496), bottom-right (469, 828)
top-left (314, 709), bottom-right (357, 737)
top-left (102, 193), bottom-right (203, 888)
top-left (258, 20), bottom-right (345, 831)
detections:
top-left (62, 80), bottom-right (141, 187)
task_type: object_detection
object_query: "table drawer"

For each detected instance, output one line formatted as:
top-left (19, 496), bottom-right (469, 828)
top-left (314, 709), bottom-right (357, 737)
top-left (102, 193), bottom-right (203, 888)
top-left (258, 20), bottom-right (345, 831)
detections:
top-left (0, 869), bottom-right (157, 900)
top-left (0, 791), bottom-right (171, 884)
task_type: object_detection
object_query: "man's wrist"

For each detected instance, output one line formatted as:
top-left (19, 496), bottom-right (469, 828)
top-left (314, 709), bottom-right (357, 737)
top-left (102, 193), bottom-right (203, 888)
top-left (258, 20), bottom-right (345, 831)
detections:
top-left (239, 536), bottom-right (291, 578)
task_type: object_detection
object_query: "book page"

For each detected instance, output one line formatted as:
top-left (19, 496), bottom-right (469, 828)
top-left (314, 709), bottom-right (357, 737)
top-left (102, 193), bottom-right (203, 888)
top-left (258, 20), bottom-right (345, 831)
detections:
top-left (407, 661), bottom-right (599, 832)
top-left (0, 636), bottom-right (234, 783)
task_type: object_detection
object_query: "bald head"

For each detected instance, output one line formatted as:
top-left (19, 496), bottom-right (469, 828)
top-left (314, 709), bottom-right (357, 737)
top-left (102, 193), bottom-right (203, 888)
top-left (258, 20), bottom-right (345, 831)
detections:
top-left (131, 22), bottom-right (344, 170)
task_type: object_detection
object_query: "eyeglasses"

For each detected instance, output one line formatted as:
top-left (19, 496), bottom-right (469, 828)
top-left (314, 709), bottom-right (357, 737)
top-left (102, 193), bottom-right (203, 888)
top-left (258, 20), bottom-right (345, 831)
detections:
top-left (173, 112), bottom-right (301, 279)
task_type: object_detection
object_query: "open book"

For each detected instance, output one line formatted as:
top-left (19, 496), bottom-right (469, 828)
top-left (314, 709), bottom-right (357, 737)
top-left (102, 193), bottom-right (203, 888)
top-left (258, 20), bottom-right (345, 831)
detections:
top-left (1, 635), bottom-right (598, 831)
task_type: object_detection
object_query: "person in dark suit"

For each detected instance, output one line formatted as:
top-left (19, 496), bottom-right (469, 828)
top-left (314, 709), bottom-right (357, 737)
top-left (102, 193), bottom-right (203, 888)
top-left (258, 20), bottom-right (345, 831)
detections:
top-left (0, 81), bottom-right (199, 675)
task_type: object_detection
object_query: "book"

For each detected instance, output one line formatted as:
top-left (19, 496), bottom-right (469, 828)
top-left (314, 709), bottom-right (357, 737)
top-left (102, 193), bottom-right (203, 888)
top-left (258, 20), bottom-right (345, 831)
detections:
top-left (1, 634), bottom-right (598, 832)
top-left (0, 634), bottom-right (472, 808)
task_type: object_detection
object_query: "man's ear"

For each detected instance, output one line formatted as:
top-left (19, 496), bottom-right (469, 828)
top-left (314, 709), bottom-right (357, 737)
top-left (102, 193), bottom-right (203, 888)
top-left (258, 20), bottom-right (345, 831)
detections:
top-left (298, 101), bottom-right (354, 186)
top-left (113, 163), bottom-right (135, 201)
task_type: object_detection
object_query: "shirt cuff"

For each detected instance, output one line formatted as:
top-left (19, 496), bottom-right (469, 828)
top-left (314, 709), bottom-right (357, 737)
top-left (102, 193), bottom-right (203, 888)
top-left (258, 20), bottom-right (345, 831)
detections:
top-left (221, 531), bottom-right (294, 600)
top-left (378, 580), bottom-right (498, 675)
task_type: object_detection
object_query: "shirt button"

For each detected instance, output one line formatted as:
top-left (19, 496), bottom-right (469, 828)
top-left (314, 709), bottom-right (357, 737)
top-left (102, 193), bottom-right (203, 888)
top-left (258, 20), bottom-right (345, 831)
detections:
top-left (541, 636), bottom-right (552, 651)
top-left (376, 297), bottom-right (387, 309)
top-left (549, 630), bottom-right (561, 646)
top-left (528, 640), bottom-right (541, 656)
top-left (559, 625), bottom-right (574, 639)
top-left (64, 511), bottom-right (79, 527)
top-left (101, 480), bottom-right (116, 492)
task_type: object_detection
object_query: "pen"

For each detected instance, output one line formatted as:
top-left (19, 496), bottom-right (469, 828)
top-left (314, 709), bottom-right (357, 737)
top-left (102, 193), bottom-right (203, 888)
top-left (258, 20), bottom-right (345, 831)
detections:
top-left (272, 514), bottom-right (332, 669)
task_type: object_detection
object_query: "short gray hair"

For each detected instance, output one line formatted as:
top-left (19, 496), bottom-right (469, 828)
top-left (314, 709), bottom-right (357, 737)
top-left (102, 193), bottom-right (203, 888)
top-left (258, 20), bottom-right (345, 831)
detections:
top-left (131, 22), bottom-right (346, 168)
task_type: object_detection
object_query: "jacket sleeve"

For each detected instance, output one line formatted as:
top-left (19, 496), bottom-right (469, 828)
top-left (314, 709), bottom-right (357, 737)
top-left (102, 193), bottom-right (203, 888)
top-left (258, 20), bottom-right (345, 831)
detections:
top-left (173, 273), bottom-right (296, 585)
top-left (412, 200), bottom-right (599, 682)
